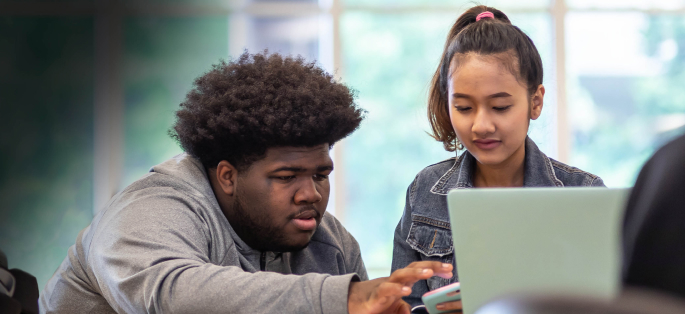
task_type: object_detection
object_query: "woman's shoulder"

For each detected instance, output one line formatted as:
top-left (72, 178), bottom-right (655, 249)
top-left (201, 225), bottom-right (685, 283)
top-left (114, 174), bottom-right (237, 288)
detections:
top-left (404, 156), bottom-right (463, 217)
top-left (412, 156), bottom-right (460, 187)
top-left (548, 158), bottom-right (605, 187)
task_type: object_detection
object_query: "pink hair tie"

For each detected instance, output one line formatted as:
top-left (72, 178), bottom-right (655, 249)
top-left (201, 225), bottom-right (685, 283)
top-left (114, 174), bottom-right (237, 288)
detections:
top-left (476, 11), bottom-right (494, 21)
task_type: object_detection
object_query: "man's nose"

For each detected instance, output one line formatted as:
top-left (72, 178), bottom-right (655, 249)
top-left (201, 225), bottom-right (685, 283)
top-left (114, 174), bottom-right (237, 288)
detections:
top-left (472, 108), bottom-right (495, 136)
top-left (294, 178), bottom-right (323, 204)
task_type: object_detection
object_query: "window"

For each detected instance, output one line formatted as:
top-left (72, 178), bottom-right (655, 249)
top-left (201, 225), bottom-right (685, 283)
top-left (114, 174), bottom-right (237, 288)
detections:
top-left (0, 16), bottom-right (95, 288)
top-left (566, 11), bottom-right (685, 186)
top-left (122, 17), bottom-right (229, 187)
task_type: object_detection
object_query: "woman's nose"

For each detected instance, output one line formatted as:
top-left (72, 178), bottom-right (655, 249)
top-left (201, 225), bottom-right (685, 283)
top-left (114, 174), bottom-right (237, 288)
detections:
top-left (472, 109), bottom-right (496, 136)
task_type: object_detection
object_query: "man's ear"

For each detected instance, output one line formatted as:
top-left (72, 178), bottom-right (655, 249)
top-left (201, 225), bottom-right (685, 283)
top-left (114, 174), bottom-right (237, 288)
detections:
top-left (530, 84), bottom-right (545, 120)
top-left (216, 160), bottom-right (239, 196)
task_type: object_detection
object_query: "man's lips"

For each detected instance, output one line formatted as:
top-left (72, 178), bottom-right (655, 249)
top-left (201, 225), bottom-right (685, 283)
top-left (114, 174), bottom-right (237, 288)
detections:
top-left (473, 139), bottom-right (501, 150)
top-left (293, 209), bottom-right (317, 220)
top-left (291, 209), bottom-right (319, 231)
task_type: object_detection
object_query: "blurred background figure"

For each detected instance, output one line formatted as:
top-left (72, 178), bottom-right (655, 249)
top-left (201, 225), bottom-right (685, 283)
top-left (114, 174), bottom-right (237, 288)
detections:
top-left (623, 134), bottom-right (685, 298)
top-left (1, 249), bottom-right (39, 314)
top-left (1, 0), bottom-right (685, 293)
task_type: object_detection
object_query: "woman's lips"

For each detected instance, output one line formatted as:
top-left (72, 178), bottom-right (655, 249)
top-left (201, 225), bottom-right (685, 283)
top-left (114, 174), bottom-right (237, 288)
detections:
top-left (473, 139), bottom-right (501, 150)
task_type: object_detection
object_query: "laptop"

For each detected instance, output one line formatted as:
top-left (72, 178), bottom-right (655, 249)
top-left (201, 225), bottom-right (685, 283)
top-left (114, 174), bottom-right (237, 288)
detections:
top-left (447, 187), bottom-right (630, 314)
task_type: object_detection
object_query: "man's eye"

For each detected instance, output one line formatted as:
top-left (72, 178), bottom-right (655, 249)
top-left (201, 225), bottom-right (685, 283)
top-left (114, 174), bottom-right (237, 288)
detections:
top-left (493, 105), bottom-right (512, 112)
top-left (314, 174), bottom-right (329, 181)
top-left (276, 176), bottom-right (296, 181)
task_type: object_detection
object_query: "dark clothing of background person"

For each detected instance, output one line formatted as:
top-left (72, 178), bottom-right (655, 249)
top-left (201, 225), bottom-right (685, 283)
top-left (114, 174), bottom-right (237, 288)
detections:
top-left (622, 133), bottom-right (685, 297)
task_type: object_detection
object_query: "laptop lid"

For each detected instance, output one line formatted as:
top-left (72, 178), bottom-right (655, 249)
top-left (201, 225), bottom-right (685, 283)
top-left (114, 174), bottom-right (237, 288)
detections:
top-left (447, 187), bottom-right (630, 314)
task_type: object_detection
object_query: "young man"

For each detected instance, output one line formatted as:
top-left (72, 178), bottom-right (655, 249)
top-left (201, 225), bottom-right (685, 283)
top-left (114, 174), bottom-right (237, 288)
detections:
top-left (39, 52), bottom-right (452, 314)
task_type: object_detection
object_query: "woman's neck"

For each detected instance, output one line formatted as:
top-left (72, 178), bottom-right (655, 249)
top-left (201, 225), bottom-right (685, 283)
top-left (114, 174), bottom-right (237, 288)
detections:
top-left (473, 144), bottom-right (526, 188)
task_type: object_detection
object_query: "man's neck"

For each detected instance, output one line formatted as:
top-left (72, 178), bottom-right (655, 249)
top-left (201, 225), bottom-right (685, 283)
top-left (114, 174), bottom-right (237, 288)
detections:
top-left (473, 144), bottom-right (526, 188)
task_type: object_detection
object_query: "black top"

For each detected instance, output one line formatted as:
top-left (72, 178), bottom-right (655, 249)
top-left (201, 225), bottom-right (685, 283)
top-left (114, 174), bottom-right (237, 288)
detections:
top-left (623, 133), bottom-right (685, 297)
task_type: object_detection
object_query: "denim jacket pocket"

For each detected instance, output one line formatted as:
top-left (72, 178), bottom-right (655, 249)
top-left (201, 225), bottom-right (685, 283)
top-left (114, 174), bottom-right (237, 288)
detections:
top-left (406, 214), bottom-right (455, 290)
top-left (406, 214), bottom-right (453, 256)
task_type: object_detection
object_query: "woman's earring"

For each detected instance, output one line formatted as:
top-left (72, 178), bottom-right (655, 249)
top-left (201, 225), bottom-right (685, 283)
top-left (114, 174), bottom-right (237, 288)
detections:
top-left (455, 139), bottom-right (464, 151)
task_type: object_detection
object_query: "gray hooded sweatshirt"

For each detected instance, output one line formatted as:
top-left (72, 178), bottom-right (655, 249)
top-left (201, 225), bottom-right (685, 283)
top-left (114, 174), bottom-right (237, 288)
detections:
top-left (39, 153), bottom-right (368, 314)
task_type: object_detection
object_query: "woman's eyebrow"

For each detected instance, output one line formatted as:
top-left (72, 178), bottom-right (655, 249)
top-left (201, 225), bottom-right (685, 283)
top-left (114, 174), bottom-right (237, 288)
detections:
top-left (451, 92), bottom-right (512, 99)
top-left (452, 92), bottom-right (472, 99)
top-left (487, 92), bottom-right (512, 99)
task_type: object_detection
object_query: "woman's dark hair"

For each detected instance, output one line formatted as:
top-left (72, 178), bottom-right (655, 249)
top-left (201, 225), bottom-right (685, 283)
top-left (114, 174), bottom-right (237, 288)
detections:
top-left (428, 5), bottom-right (543, 152)
top-left (170, 51), bottom-right (365, 171)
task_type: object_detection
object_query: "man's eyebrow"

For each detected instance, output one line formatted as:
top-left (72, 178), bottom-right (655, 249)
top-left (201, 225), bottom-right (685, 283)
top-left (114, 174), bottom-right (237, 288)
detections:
top-left (270, 165), bottom-right (334, 173)
top-left (317, 165), bottom-right (334, 172)
top-left (270, 167), bottom-right (306, 173)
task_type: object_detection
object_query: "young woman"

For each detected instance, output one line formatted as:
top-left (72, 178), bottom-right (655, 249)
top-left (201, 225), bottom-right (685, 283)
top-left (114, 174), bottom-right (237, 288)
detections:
top-left (391, 5), bottom-right (604, 313)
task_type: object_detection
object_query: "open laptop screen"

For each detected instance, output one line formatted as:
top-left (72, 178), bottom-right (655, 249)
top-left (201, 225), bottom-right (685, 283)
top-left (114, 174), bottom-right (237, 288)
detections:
top-left (447, 187), bottom-right (630, 314)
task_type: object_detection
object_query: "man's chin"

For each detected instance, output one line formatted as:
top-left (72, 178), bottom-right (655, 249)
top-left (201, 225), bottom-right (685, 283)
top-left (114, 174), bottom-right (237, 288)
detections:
top-left (272, 240), bottom-right (310, 252)
top-left (291, 241), bottom-right (311, 251)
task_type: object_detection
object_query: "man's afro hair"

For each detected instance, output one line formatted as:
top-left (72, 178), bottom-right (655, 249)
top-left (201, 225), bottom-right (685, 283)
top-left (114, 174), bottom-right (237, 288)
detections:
top-left (170, 51), bottom-right (365, 170)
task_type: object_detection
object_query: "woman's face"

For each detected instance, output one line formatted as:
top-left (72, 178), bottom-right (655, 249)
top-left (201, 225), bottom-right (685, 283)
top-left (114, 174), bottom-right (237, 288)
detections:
top-left (447, 54), bottom-right (544, 167)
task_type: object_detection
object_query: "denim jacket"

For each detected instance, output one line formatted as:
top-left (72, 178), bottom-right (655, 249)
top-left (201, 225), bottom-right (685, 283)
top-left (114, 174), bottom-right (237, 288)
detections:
top-left (391, 137), bottom-right (604, 310)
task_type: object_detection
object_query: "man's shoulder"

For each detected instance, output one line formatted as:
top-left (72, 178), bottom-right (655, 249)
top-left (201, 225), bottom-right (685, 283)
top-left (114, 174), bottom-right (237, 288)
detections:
top-left (107, 153), bottom-right (212, 206)
top-left (88, 164), bottom-right (221, 256)
top-left (102, 173), bottom-right (205, 222)
top-left (110, 154), bottom-right (214, 211)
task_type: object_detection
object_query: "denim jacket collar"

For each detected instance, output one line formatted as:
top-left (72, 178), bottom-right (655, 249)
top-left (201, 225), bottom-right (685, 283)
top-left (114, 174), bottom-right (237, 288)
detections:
top-left (430, 136), bottom-right (562, 195)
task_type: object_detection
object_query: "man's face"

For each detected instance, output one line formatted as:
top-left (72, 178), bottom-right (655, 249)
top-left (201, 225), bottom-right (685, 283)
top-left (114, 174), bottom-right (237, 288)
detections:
top-left (230, 144), bottom-right (332, 252)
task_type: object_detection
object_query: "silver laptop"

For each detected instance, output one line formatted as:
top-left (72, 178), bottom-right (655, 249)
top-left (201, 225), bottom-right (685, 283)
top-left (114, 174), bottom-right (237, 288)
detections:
top-left (447, 187), bottom-right (630, 314)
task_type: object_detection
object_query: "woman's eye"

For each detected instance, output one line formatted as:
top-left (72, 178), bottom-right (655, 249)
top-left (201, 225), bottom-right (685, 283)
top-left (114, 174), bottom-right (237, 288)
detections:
top-left (455, 106), bottom-right (471, 112)
top-left (493, 105), bottom-right (512, 112)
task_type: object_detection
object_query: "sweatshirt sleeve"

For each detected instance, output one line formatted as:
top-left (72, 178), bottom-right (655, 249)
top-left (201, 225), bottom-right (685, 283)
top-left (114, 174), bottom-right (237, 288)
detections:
top-left (87, 191), bottom-right (354, 314)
